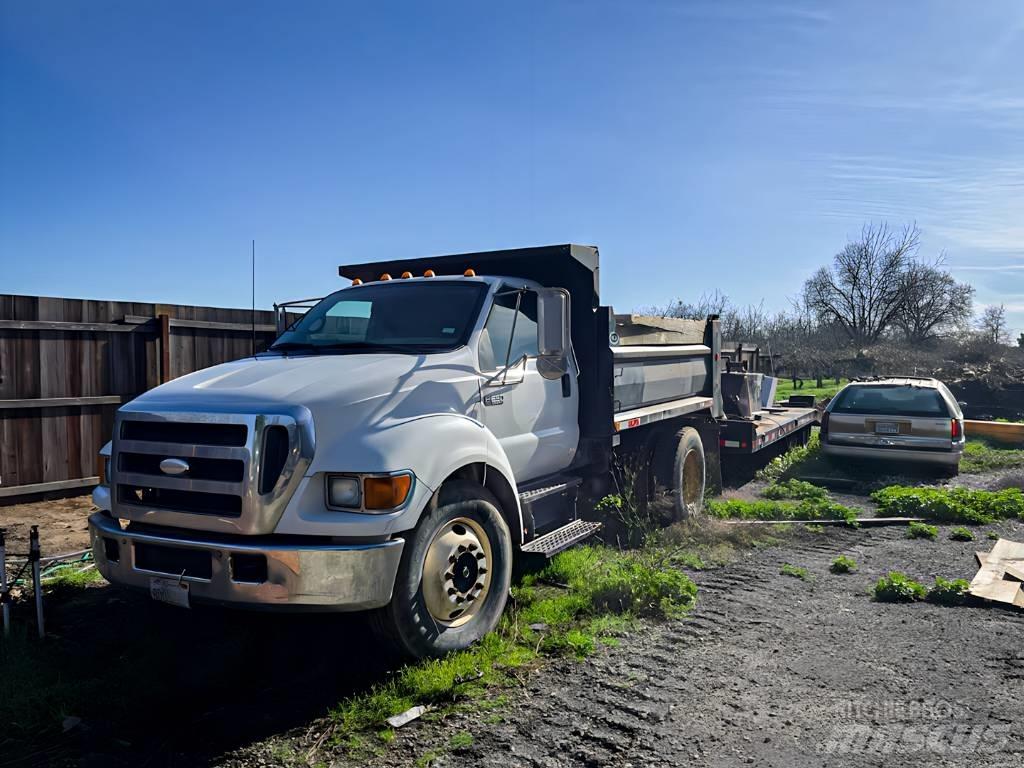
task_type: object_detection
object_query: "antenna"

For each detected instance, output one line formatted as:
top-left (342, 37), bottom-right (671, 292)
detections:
top-left (251, 239), bottom-right (256, 358)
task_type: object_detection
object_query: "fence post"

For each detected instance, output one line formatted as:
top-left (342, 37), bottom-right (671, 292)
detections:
top-left (159, 313), bottom-right (171, 383)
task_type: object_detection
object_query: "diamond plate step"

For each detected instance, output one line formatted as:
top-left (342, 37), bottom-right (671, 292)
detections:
top-left (520, 519), bottom-right (602, 558)
top-left (518, 477), bottom-right (583, 505)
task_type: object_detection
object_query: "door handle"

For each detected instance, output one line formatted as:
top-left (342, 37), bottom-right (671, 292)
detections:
top-left (561, 373), bottom-right (571, 398)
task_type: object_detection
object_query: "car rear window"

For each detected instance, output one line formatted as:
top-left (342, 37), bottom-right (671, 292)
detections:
top-left (830, 385), bottom-right (950, 417)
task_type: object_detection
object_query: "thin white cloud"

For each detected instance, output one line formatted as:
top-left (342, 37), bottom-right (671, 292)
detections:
top-left (950, 264), bottom-right (1024, 272)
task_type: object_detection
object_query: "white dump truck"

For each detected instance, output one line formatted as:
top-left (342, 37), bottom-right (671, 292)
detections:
top-left (90, 245), bottom-right (815, 657)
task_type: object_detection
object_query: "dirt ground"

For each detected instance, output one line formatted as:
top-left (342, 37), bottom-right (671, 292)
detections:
top-left (1, 494), bottom-right (95, 557)
top-left (223, 519), bottom-right (1024, 768)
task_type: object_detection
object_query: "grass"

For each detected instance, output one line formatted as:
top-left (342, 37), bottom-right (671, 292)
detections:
top-left (449, 731), bottom-right (473, 749)
top-left (987, 530), bottom-right (1001, 540)
top-left (872, 486), bottom-right (1024, 524)
top-left (780, 563), bottom-right (809, 580)
top-left (960, 439), bottom-right (1024, 474)
top-left (329, 544), bottom-right (698, 746)
top-left (873, 571), bottom-right (927, 602)
top-left (774, 378), bottom-right (847, 403)
top-left (830, 555), bottom-right (857, 574)
top-left (926, 577), bottom-right (971, 606)
top-left (907, 521), bottom-right (938, 540)
top-left (949, 526), bottom-right (975, 542)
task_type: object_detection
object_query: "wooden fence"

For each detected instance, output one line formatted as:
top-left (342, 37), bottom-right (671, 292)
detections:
top-left (0, 294), bottom-right (284, 502)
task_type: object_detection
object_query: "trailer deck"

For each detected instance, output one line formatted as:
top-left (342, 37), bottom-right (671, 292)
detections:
top-left (718, 402), bottom-right (819, 453)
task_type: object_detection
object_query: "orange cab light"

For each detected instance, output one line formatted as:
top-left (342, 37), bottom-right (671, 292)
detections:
top-left (423, 269), bottom-right (436, 277)
top-left (363, 474), bottom-right (413, 510)
top-left (463, 268), bottom-right (476, 277)
top-left (351, 278), bottom-right (363, 286)
top-left (379, 273), bottom-right (392, 281)
top-left (401, 271), bottom-right (413, 279)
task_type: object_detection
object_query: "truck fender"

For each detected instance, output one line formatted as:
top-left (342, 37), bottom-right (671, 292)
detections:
top-left (274, 413), bottom-right (524, 541)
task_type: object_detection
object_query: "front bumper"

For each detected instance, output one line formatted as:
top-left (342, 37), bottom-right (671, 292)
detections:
top-left (821, 441), bottom-right (962, 467)
top-left (89, 512), bottom-right (404, 611)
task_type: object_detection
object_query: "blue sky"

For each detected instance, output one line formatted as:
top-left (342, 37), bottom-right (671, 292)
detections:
top-left (2, 1), bottom-right (1023, 336)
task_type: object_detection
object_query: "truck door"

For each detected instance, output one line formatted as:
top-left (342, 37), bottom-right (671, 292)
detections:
top-left (476, 285), bottom-right (579, 483)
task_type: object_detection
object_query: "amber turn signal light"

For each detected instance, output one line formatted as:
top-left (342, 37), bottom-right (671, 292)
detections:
top-left (463, 268), bottom-right (476, 277)
top-left (363, 474), bottom-right (413, 510)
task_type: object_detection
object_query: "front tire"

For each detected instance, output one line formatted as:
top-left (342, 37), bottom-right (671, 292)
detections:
top-left (373, 480), bottom-right (513, 659)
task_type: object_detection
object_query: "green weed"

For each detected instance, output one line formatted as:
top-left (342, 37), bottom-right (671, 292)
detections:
top-left (830, 555), bottom-right (857, 574)
top-left (707, 496), bottom-right (858, 526)
top-left (960, 439), bottom-right (1024, 474)
top-left (780, 563), bottom-right (809, 580)
top-left (873, 572), bottom-right (927, 602)
top-left (872, 486), bottom-right (1024, 524)
top-left (949, 526), bottom-right (975, 542)
top-left (926, 577), bottom-right (971, 606)
top-left (762, 479), bottom-right (830, 502)
top-left (756, 432), bottom-right (822, 482)
top-left (907, 522), bottom-right (938, 540)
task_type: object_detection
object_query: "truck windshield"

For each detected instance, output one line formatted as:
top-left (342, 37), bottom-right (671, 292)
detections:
top-left (270, 281), bottom-right (487, 354)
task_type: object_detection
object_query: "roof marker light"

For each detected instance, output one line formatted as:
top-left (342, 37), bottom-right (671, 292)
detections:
top-left (423, 269), bottom-right (436, 277)
top-left (351, 278), bottom-right (363, 286)
top-left (379, 273), bottom-right (392, 281)
top-left (463, 268), bottom-right (476, 277)
top-left (401, 271), bottom-right (413, 279)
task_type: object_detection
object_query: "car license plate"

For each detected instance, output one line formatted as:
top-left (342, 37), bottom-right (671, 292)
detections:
top-left (150, 576), bottom-right (190, 608)
top-left (875, 422), bottom-right (899, 435)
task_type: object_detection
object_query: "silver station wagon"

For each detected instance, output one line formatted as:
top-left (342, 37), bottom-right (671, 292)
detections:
top-left (821, 377), bottom-right (965, 475)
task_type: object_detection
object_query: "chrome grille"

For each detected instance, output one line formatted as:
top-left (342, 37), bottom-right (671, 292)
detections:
top-left (111, 410), bottom-right (313, 536)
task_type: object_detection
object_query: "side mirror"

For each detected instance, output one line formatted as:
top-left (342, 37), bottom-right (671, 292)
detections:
top-left (536, 288), bottom-right (571, 380)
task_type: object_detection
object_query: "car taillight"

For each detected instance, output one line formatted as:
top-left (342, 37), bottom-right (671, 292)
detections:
top-left (820, 411), bottom-right (829, 441)
top-left (951, 419), bottom-right (961, 440)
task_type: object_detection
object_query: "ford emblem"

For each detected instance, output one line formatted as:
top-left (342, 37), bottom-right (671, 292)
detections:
top-left (159, 458), bottom-right (190, 476)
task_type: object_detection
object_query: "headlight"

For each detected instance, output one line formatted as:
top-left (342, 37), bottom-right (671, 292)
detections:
top-left (326, 475), bottom-right (361, 508)
top-left (325, 472), bottom-right (414, 512)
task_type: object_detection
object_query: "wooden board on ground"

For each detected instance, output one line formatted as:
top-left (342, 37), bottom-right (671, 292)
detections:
top-left (970, 540), bottom-right (1024, 609)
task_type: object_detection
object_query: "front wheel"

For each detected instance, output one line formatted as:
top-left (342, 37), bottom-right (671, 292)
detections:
top-left (372, 480), bottom-right (513, 659)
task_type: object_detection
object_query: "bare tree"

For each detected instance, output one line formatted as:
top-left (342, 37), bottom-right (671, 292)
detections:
top-left (977, 304), bottom-right (1010, 345)
top-left (803, 222), bottom-right (920, 346)
top-left (896, 258), bottom-right (974, 343)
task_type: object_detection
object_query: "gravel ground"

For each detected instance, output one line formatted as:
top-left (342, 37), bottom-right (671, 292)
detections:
top-left (287, 519), bottom-right (1024, 768)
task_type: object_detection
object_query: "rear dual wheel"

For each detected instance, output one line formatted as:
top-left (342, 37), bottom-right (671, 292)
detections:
top-left (373, 480), bottom-right (512, 659)
top-left (652, 426), bottom-right (707, 521)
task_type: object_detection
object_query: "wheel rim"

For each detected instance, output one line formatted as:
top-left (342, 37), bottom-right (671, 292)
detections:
top-left (421, 516), bottom-right (493, 627)
top-left (682, 448), bottom-right (703, 516)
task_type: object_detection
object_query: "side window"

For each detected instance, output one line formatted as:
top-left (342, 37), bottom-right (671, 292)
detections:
top-left (478, 287), bottom-right (538, 370)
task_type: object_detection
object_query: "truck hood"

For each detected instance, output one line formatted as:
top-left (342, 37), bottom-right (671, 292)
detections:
top-left (123, 351), bottom-right (481, 424)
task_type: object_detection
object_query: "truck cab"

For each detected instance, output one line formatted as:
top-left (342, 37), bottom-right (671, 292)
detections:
top-left (91, 246), bottom-right (607, 658)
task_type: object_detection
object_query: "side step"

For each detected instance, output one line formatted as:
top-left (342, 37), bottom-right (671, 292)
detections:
top-left (520, 519), bottom-right (602, 558)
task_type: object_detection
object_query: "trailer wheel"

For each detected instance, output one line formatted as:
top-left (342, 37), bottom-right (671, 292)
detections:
top-left (652, 426), bottom-right (706, 521)
top-left (371, 480), bottom-right (512, 660)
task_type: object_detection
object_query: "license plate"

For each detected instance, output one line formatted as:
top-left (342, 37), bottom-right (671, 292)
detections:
top-left (150, 577), bottom-right (190, 608)
top-left (875, 422), bottom-right (899, 434)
